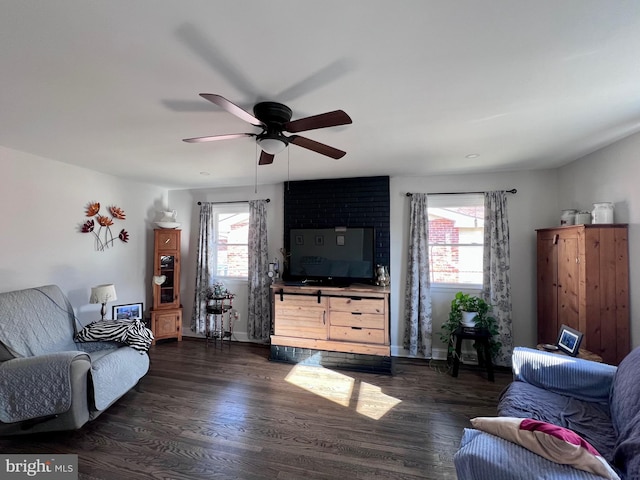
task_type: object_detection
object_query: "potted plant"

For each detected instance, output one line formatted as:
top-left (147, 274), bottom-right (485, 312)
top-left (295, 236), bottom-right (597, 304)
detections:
top-left (439, 292), bottom-right (502, 360)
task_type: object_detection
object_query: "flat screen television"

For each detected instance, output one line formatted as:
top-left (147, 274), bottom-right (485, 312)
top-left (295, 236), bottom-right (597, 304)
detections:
top-left (286, 227), bottom-right (375, 286)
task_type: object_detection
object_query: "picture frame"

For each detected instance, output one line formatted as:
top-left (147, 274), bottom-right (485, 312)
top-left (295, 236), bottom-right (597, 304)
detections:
top-left (336, 235), bottom-right (345, 246)
top-left (556, 324), bottom-right (583, 356)
top-left (112, 303), bottom-right (144, 321)
top-left (295, 234), bottom-right (304, 245)
top-left (314, 235), bottom-right (324, 246)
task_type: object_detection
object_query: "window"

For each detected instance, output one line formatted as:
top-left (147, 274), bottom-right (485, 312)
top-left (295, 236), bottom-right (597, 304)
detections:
top-left (427, 194), bottom-right (484, 285)
top-left (213, 205), bottom-right (250, 279)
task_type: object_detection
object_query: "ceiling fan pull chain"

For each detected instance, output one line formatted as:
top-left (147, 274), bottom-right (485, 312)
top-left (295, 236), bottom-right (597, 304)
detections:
top-left (287, 147), bottom-right (291, 185)
top-left (254, 142), bottom-right (258, 194)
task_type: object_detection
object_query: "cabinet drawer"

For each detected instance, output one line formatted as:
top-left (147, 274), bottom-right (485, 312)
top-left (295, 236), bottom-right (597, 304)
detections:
top-left (330, 311), bottom-right (385, 329)
top-left (329, 326), bottom-right (385, 344)
top-left (329, 297), bottom-right (385, 314)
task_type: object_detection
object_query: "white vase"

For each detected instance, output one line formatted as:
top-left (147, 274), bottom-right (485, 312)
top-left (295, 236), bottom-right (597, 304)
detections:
top-left (461, 311), bottom-right (477, 327)
top-left (592, 202), bottom-right (614, 224)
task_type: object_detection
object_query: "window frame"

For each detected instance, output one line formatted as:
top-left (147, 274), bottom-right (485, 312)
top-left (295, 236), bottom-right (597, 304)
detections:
top-left (427, 193), bottom-right (484, 289)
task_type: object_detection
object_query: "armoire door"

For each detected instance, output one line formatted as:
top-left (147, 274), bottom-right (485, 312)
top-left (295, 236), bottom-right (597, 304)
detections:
top-left (537, 233), bottom-right (558, 344)
top-left (556, 235), bottom-right (579, 331)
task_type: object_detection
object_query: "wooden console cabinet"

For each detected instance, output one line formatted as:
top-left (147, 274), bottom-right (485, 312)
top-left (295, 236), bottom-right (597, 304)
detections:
top-left (536, 224), bottom-right (629, 364)
top-left (270, 283), bottom-right (390, 356)
top-left (150, 229), bottom-right (182, 344)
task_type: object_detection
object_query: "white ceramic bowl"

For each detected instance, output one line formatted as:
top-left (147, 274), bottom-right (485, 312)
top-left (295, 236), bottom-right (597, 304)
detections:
top-left (155, 222), bottom-right (181, 229)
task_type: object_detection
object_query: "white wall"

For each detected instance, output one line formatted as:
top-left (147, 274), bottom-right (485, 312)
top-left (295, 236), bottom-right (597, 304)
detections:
top-left (168, 184), bottom-right (284, 341)
top-left (557, 130), bottom-right (640, 348)
top-left (390, 170), bottom-right (559, 357)
top-left (1, 146), bottom-right (167, 324)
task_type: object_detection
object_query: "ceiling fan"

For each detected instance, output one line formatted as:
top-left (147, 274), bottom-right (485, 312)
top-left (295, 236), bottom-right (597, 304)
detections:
top-left (183, 94), bottom-right (352, 165)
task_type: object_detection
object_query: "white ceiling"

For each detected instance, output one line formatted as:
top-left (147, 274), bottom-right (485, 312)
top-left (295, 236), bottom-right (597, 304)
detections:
top-left (2, 1), bottom-right (640, 189)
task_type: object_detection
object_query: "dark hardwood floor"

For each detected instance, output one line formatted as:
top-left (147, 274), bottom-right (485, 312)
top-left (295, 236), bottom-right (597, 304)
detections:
top-left (0, 341), bottom-right (511, 479)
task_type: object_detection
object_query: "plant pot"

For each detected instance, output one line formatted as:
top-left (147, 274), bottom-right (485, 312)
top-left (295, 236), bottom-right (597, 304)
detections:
top-left (461, 311), bottom-right (477, 328)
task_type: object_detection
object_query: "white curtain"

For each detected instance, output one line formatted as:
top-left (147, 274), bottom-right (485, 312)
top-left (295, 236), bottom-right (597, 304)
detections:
top-left (403, 193), bottom-right (433, 357)
top-left (247, 200), bottom-right (271, 341)
top-left (191, 203), bottom-right (214, 334)
top-left (482, 191), bottom-right (514, 367)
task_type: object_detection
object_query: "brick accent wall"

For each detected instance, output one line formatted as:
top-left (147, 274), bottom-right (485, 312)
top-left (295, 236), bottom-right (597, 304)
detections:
top-left (270, 345), bottom-right (392, 374)
top-left (283, 176), bottom-right (390, 278)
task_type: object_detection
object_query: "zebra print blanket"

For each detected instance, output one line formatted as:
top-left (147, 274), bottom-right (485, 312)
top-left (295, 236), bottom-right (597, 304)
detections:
top-left (76, 319), bottom-right (154, 352)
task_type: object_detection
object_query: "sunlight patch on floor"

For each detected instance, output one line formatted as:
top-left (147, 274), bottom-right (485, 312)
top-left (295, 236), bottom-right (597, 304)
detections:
top-left (285, 364), bottom-right (355, 407)
top-left (356, 381), bottom-right (402, 420)
top-left (285, 364), bottom-right (401, 419)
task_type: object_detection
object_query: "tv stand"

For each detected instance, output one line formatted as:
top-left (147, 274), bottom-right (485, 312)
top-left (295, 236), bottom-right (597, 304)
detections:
top-left (305, 278), bottom-right (354, 288)
top-left (270, 282), bottom-right (390, 359)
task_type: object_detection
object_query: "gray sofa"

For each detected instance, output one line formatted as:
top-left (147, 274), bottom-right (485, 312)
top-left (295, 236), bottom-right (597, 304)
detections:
top-left (0, 285), bottom-right (150, 435)
top-left (454, 346), bottom-right (640, 479)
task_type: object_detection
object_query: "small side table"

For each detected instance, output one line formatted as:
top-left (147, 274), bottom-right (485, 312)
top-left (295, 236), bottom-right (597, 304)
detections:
top-left (205, 293), bottom-right (235, 347)
top-left (536, 344), bottom-right (603, 363)
top-left (451, 326), bottom-right (494, 382)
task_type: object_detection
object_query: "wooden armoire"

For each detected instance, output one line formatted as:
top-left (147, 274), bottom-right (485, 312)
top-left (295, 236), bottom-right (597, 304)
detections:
top-left (150, 229), bottom-right (183, 344)
top-left (536, 224), bottom-right (629, 364)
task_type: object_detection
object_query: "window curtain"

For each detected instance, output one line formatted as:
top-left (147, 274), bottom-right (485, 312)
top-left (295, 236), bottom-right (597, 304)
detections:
top-left (482, 191), bottom-right (514, 367)
top-left (247, 200), bottom-right (271, 341)
top-left (191, 203), bottom-right (214, 335)
top-left (403, 193), bottom-right (433, 357)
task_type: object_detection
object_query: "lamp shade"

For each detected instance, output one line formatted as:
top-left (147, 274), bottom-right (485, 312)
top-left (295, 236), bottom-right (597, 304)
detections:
top-left (90, 284), bottom-right (117, 304)
top-left (257, 137), bottom-right (287, 155)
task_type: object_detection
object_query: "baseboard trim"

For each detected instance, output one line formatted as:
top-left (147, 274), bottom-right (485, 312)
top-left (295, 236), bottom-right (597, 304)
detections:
top-left (390, 346), bottom-right (479, 363)
top-left (183, 334), bottom-right (476, 363)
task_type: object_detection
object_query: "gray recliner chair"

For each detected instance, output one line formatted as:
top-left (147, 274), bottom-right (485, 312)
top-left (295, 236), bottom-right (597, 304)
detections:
top-left (0, 285), bottom-right (149, 435)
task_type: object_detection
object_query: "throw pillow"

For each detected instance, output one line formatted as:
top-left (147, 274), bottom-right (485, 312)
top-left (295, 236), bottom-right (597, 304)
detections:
top-left (76, 319), bottom-right (153, 352)
top-left (471, 417), bottom-right (620, 480)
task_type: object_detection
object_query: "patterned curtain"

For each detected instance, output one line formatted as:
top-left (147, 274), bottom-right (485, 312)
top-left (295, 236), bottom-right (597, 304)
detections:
top-left (191, 203), bottom-right (214, 335)
top-left (247, 200), bottom-right (271, 341)
top-left (403, 193), bottom-right (433, 357)
top-left (482, 191), bottom-right (514, 367)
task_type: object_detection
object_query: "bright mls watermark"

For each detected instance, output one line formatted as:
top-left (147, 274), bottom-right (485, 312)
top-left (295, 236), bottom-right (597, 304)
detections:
top-left (1, 455), bottom-right (77, 479)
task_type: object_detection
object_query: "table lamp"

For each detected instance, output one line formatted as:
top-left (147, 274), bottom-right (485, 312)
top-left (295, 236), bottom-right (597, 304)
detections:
top-left (90, 284), bottom-right (117, 320)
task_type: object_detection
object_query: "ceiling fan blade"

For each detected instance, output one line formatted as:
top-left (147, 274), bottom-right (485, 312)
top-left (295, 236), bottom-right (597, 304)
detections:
top-left (176, 24), bottom-right (258, 98)
top-left (199, 94), bottom-right (265, 128)
top-left (284, 110), bottom-right (352, 133)
top-left (288, 135), bottom-right (346, 159)
top-left (258, 151), bottom-right (275, 165)
top-left (183, 133), bottom-right (255, 143)
top-left (275, 59), bottom-right (355, 102)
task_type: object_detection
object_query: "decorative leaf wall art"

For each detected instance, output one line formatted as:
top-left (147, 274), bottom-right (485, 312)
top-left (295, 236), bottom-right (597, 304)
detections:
top-left (80, 202), bottom-right (130, 251)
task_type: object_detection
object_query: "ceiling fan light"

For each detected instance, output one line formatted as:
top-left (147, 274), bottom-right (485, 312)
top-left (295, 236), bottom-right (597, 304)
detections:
top-left (257, 137), bottom-right (287, 155)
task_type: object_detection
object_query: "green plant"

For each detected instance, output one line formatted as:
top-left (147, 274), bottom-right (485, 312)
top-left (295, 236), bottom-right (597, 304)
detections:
top-left (439, 292), bottom-right (502, 360)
